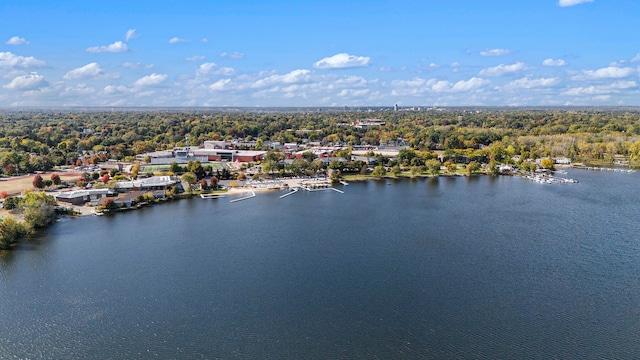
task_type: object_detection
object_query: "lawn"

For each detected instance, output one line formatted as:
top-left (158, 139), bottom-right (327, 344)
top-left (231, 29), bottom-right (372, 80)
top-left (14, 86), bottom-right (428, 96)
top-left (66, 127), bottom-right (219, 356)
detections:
top-left (0, 172), bottom-right (81, 195)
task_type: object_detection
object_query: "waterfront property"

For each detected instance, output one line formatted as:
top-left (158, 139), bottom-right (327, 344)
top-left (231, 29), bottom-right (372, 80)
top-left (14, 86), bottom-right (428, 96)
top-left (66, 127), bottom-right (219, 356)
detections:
top-left (54, 188), bottom-right (115, 206)
top-left (115, 176), bottom-right (182, 192)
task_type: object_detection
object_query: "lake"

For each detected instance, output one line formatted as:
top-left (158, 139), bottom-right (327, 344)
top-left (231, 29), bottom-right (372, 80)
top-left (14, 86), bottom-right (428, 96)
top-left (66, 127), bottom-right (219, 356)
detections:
top-left (1, 169), bottom-right (640, 359)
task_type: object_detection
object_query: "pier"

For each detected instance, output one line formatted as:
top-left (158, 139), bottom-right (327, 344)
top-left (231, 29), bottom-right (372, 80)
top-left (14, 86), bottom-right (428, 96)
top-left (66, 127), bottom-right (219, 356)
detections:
top-left (230, 189), bottom-right (256, 203)
top-left (279, 188), bottom-right (299, 198)
top-left (200, 193), bottom-right (226, 199)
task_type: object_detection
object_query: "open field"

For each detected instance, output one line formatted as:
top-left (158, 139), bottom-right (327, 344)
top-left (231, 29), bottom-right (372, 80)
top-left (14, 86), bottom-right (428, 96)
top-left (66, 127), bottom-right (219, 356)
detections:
top-left (0, 172), bottom-right (82, 195)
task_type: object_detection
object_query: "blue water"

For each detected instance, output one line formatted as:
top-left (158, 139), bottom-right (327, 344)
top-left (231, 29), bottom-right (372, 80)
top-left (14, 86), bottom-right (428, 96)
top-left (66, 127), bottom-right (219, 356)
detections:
top-left (1, 170), bottom-right (640, 359)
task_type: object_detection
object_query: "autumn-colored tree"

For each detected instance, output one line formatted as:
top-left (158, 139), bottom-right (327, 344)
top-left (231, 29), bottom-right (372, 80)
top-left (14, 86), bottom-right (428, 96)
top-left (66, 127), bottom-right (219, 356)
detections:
top-left (32, 174), bottom-right (45, 189)
top-left (50, 173), bottom-right (61, 185)
top-left (101, 173), bottom-right (110, 183)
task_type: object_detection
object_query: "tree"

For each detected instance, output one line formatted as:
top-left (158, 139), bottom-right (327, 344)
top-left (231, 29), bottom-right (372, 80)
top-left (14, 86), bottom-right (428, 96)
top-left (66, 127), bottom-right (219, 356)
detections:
top-left (390, 165), bottom-right (402, 177)
top-left (426, 159), bottom-right (441, 176)
top-left (33, 174), bottom-right (45, 189)
top-left (50, 173), bottom-right (61, 185)
top-left (210, 176), bottom-right (218, 189)
top-left (101, 173), bottom-right (110, 184)
top-left (131, 163), bottom-right (140, 179)
top-left (3, 196), bottom-right (20, 210)
top-left (181, 172), bottom-right (197, 187)
top-left (465, 161), bottom-right (481, 175)
top-left (200, 178), bottom-right (208, 190)
top-left (101, 198), bottom-right (117, 211)
top-left (0, 217), bottom-right (29, 250)
top-left (397, 148), bottom-right (417, 166)
top-left (371, 165), bottom-right (386, 178)
top-left (444, 161), bottom-right (457, 174)
top-left (540, 158), bottom-right (555, 170)
top-left (329, 169), bottom-right (341, 184)
top-left (22, 191), bottom-right (57, 229)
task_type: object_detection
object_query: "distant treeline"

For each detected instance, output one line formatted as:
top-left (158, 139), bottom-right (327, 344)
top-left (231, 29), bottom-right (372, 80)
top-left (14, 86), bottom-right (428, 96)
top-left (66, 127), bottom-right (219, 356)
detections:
top-left (1, 109), bottom-right (640, 173)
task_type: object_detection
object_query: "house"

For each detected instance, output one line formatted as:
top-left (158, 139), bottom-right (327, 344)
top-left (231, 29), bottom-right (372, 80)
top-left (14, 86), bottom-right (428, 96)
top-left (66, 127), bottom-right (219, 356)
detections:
top-left (553, 157), bottom-right (572, 165)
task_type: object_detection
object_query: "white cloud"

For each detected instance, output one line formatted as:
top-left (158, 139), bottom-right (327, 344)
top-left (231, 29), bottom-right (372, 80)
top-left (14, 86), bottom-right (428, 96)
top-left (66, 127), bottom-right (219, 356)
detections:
top-left (390, 76), bottom-right (490, 95)
top-left (3, 72), bottom-right (48, 90)
top-left (220, 52), bottom-right (244, 59)
top-left (133, 73), bottom-right (168, 87)
top-left (0, 52), bottom-right (46, 68)
top-left (450, 77), bottom-right (491, 92)
top-left (86, 41), bottom-right (129, 53)
top-left (169, 37), bottom-right (188, 44)
top-left (125, 29), bottom-right (139, 41)
top-left (186, 56), bottom-right (206, 62)
top-left (505, 77), bottom-right (560, 90)
top-left (480, 49), bottom-right (512, 57)
top-left (478, 62), bottom-right (527, 77)
top-left (5, 36), bottom-right (29, 45)
top-left (558, 0), bottom-right (594, 7)
top-left (575, 66), bottom-right (636, 80)
top-left (253, 69), bottom-right (311, 88)
top-left (209, 79), bottom-right (232, 91)
top-left (194, 62), bottom-right (234, 76)
top-left (631, 54), bottom-right (640, 62)
top-left (542, 58), bottom-right (567, 67)
top-left (197, 62), bottom-right (217, 75)
top-left (563, 80), bottom-right (637, 96)
top-left (201, 38), bottom-right (209, 43)
top-left (313, 53), bottom-right (371, 69)
top-left (337, 89), bottom-right (370, 97)
top-left (122, 62), bottom-right (154, 70)
top-left (63, 63), bottom-right (118, 81)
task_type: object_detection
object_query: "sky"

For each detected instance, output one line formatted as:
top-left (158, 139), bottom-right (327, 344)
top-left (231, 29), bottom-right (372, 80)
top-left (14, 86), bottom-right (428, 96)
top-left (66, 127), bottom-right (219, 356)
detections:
top-left (1, 0), bottom-right (639, 107)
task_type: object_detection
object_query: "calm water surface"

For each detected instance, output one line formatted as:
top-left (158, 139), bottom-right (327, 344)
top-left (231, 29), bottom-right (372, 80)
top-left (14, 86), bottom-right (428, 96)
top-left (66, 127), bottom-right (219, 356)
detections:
top-left (1, 169), bottom-right (640, 359)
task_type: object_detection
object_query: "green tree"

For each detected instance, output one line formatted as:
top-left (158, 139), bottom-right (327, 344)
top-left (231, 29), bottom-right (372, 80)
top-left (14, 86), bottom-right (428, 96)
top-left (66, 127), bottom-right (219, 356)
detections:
top-left (465, 161), bottom-right (481, 175)
top-left (444, 161), bottom-right (457, 174)
top-left (426, 159), bottom-right (441, 175)
top-left (390, 165), bottom-right (402, 177)
top-left (131, 163), bottom-right (140, 179)
top-left (22, 191), bottom-right (57, 229)
top-left (182, 172), bottom-right (197, 188)
top-left (371, 165), bottom-right (386, 178)
top-left (540, 158), bottom-right (555, 170)
top-left (170, 162), bottom-right (182, 174)
top-left (0, 217), bottom-right (29, 250)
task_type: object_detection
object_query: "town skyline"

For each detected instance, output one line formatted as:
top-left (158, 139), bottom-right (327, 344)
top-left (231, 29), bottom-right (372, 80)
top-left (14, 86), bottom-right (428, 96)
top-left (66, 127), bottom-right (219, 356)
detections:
top-left (1, 0), bottom-right (639, 107)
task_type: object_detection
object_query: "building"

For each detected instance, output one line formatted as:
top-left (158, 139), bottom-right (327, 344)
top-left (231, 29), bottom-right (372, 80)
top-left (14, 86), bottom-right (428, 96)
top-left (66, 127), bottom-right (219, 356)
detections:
top-left (115, 176), bottom-right (182, 192)
top-left (191, 149), bottom-right (266, 162)
top-left (55, 189), bottom-right (115, 206)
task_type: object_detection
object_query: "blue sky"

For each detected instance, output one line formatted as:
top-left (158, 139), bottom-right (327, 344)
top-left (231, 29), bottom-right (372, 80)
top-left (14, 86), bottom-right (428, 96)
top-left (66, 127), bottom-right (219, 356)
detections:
top-left (1, 0), bottom-right (639, 107)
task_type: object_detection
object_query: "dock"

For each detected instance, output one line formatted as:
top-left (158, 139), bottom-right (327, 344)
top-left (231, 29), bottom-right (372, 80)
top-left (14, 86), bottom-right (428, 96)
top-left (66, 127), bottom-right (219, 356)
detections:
top-left (230, 189), bottom-right (256, 203)
top-left (200, 193), bottom-right (226, 199)
top-left (279, 188), bottom-right (299, 198)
